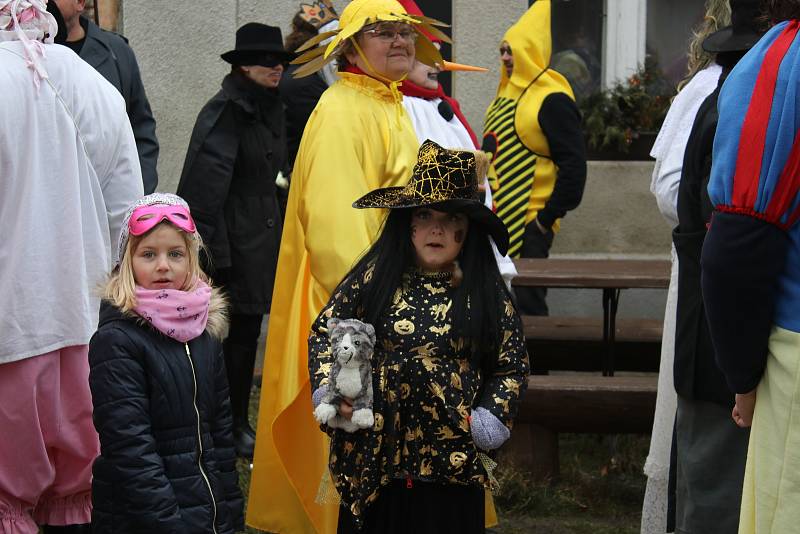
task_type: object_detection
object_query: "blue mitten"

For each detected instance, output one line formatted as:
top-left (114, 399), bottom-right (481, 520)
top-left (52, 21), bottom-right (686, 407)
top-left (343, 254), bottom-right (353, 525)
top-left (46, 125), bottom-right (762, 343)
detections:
top-left (470, 406), bottom-right (511, 450)
top-left (312, 384), bottom-right (329, 408)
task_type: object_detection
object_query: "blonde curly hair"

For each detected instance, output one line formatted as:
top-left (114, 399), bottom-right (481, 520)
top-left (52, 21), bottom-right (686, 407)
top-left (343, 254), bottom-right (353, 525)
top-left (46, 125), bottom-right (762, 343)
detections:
top-left (678, 0), bottom-right (733, 92)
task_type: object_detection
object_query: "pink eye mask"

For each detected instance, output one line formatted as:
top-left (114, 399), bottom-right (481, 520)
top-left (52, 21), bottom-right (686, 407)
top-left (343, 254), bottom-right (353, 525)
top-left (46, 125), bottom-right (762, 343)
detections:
top-left (128, 204), bottom-right (196, 236)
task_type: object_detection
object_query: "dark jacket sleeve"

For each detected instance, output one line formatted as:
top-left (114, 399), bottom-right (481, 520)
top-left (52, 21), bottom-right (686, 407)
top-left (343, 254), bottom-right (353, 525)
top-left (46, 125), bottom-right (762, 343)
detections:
top-left (701, 212), bottom-right (789, 393)
top-left (209, 343), bottom-right (245, 530)
top-left (124, 46), bottom-right (158, 194)
top-left (88, 328), bottom-right (184, 530)
top-left (108, 34), bottom-right (159, 194)
top-left (176, 98), bottom-right (239, 262)
top-left (536, 92), bottom-right (587, 229)
top-left (478, 294), bottom-right (530, 429)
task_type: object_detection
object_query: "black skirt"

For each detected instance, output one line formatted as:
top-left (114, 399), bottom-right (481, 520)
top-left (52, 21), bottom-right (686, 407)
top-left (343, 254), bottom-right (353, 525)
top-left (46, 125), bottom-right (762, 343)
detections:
top-left (337, 478), bottom-right (485, 534)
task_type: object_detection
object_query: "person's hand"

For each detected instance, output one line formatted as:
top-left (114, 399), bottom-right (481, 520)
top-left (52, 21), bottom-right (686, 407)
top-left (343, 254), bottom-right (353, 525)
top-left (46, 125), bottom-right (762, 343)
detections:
top-left (732, 389), bottom-right (757, 428)
top-left (339, 398), bottom-right (354, 421)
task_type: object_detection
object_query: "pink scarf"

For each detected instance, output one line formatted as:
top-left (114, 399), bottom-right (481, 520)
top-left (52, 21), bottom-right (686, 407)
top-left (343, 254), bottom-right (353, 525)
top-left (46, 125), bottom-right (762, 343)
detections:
top-left (133, 280), bottom-right (211, 342)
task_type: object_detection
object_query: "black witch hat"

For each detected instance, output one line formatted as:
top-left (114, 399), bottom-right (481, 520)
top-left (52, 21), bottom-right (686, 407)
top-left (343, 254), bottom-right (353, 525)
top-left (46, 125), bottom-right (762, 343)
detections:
top-left (703, 0), bottom-right (765, 53)
top-left (354, 140), bottom-right (510, 255)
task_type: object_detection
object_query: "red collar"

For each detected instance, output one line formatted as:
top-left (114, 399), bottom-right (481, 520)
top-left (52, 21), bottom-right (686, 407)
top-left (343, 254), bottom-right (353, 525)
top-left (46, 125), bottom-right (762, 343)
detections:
top-left (399, 79), bottom-right (444, 100)
top-left (344, 65), bottom-right (368, 76)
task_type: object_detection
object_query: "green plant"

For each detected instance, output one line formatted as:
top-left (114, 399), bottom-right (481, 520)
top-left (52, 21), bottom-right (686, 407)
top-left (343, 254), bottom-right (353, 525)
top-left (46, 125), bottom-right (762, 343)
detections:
top-left (580, 57), bottom-right (674, 153)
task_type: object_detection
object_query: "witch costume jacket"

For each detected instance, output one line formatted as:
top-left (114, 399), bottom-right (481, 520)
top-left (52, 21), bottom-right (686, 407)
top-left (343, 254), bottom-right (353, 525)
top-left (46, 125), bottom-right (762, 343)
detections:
top-left (308, 265), bottom-right (529, 522)
top-left (177, 71), bottom-right (286, 315)
top-left (88, 298), bottom-right (244, 533)
top-left (482, 0), bottom-right (586, 257)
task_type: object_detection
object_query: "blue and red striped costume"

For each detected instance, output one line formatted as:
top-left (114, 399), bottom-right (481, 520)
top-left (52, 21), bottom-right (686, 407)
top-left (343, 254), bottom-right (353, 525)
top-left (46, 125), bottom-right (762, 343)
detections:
top-left (703, 20), bottom-right (800, 394)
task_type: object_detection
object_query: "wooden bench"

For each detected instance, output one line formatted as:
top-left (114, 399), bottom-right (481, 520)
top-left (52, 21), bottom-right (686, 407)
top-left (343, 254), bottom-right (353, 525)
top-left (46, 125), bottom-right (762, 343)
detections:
top-left (522, 316), bottom-right (663, 373)
top-left (502, 374), bottom-right (658, 480)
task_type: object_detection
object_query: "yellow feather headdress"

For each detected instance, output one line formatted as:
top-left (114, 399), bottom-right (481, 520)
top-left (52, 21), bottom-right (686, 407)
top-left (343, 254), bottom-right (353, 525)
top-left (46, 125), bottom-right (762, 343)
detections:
top-left (291, 0), bottom-right (450, 78)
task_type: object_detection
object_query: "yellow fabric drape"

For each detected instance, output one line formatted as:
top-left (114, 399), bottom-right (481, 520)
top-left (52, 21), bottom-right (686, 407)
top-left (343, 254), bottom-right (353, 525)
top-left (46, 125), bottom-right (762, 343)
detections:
top-left (738, 326), bottom-right (800, 534)
top-left (484, 0), bottom-right (574, 254)
top-left (246, 72), bottom-right (419, 534)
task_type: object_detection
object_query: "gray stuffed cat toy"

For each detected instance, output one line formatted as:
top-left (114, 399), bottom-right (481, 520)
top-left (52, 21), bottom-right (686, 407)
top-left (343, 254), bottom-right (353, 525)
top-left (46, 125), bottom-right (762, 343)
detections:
top-left (313, 318), bottom-right (375, 433)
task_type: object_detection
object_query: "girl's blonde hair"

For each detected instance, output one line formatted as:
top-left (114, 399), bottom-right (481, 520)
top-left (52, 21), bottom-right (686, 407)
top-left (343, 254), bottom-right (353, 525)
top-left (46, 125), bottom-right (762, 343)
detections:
top-left (678, 0), bottom-right (732, 92)
top-left (103, 221), bottom-right (209, 313)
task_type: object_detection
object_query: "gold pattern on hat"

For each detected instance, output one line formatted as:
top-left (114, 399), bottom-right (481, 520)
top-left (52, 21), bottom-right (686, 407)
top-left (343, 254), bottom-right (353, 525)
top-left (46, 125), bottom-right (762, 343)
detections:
top-left (353, 140), bottom-right (479, 208)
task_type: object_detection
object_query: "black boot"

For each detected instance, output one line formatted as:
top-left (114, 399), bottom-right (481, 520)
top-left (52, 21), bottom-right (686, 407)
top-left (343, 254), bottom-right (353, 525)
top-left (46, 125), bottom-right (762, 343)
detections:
top-left (224, 342), bottom-right (257, 459)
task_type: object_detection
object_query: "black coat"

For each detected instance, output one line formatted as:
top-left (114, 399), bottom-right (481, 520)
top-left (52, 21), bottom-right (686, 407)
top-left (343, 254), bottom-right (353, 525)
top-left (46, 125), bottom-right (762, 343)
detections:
top-left (88, 302), bottom-right (244, 533)
top-left (177, 72), bottom-right (287, 314)
top-left (673, 86), bottom-right (733, 406)
top-left (77, 16), bottom-right (159, 194)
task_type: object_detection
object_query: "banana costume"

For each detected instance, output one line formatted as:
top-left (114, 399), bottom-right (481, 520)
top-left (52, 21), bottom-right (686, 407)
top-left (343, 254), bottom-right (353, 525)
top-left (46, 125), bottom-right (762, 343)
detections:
top-left (483, 0), bottom-right (579, 257)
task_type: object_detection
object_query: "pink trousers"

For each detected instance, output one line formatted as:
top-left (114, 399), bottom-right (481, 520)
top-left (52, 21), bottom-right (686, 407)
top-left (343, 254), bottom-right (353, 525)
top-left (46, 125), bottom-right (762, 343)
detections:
top-left (0, 346), bottom-right (99, 533)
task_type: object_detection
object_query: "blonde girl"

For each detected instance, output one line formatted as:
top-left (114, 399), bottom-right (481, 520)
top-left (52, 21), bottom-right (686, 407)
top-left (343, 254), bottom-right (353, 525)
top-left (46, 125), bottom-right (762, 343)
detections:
top-left (88, 193), bottom-right (243, 533)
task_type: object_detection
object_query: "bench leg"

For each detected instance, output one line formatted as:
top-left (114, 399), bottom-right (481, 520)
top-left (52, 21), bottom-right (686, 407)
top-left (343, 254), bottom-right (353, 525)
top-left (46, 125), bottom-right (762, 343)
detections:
top-left (501, 423), bottom-right (559, 481)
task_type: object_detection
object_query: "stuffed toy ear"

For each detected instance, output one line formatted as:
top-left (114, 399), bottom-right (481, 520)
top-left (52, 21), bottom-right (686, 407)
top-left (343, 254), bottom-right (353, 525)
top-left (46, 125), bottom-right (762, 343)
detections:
top-left (327, 318), bottom-right (341, 333)
top-left (364, 322), bottom-right (376, 344)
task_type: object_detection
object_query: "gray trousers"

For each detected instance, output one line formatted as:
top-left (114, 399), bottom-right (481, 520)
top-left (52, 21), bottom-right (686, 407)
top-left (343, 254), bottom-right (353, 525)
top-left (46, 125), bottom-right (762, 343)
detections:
top-left (675, 395), bottom-right (750, 534)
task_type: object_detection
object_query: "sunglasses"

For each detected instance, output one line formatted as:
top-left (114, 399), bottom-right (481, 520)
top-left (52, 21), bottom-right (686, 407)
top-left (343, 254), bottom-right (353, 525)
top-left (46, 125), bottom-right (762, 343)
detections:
top-left (259, 54), bottom-right (284, 68)
top-left (128, 204), bottom-right (196, 236)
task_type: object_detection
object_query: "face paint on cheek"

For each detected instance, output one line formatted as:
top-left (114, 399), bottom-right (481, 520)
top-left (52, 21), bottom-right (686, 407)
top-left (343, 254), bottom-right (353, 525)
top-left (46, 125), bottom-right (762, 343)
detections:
top-left (454, 229), bottom-right (465, 244)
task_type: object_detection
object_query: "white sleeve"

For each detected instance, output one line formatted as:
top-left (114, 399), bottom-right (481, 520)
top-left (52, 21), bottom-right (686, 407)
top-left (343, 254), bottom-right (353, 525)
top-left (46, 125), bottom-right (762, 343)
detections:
top-left (102, 117), bottom-right (144, 252)
top-left (650, 157), bottom-right (681, 227)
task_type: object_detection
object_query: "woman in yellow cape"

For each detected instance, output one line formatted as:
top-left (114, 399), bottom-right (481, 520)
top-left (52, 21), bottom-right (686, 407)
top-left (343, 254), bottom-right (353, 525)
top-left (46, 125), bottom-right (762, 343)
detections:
top-left (245, 1), bottom-right (480, 532)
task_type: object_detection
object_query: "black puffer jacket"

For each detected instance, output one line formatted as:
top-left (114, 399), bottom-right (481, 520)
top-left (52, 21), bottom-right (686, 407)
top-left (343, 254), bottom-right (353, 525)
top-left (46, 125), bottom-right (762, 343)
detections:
top-left (88, 301), bottom-right (244, 533)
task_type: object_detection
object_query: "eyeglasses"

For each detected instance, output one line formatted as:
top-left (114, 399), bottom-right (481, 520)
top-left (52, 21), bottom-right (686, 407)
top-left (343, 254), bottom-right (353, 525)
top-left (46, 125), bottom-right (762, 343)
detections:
top-left (499, 46), bottom-right (512, 56)
top-left (363, 25), bottom-right (418, 44)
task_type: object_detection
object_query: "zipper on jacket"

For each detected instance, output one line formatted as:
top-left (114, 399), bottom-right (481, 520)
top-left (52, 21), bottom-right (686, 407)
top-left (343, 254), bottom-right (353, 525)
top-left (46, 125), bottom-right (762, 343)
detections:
top-left (185, 343), bottom-right (219, 534)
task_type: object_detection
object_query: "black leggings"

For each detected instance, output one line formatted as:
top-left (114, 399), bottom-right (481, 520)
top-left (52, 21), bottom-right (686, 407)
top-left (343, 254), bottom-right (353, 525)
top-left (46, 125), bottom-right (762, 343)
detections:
top-left (226, 313), bottom-right (263, 353)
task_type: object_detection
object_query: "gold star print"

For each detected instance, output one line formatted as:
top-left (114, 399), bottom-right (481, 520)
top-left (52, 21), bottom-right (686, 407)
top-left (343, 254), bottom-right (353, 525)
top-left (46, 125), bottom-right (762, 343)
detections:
top-left (424, 283), bottom-right (446, 295)
top-left (422, 404), bottom-right (440, 420)
top-left (502, 377), bottom-right (521, 395)
top-left (435, 425), bottom-right (458, 440)
top-left (450, 372), bottom-right (462, 390)
top-left (415, 355), bottom-right (441, 373)
top-left (431, 301), bottom-right (452, 321)
top-left (430, 324), bottom-right (451, 335)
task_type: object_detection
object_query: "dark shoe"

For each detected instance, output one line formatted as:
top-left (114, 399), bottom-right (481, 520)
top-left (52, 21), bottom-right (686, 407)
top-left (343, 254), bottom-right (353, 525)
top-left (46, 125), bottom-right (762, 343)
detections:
top-left (233, 421), bottom-right (256, 459)
top-left (224, 342), bottom-right (258, 458)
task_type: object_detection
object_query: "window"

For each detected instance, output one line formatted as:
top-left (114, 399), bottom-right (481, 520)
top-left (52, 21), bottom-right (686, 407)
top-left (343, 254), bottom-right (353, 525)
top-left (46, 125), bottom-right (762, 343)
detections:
top-left (646, 0), bottom-right (706, 87)
top-left (551, 0), bottom-right (604, 101)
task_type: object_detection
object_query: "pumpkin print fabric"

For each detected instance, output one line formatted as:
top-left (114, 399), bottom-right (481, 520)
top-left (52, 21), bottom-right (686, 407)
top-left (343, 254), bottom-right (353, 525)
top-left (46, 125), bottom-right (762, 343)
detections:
top-left (308, 265), bottom-right (529, 523)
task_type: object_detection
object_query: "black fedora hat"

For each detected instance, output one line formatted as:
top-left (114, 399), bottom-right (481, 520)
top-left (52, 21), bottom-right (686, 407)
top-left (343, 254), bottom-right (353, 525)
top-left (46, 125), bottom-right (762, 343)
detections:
top-left (353, 140), bottom-right (510, 256)
top-left (221, 23), bottom-right (294, 66)
top-left (703, 0), bottom-right (765, 53)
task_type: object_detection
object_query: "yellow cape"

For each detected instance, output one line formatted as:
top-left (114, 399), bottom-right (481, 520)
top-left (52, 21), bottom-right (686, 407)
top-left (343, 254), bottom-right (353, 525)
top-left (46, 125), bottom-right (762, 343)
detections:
top-left (245, 72), bottom-right (419, 533)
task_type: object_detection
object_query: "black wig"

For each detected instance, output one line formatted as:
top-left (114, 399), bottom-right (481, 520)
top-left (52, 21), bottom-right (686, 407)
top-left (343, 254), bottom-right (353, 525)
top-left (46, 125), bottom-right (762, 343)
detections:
top-left (341, 206), bottom-right (515, 370)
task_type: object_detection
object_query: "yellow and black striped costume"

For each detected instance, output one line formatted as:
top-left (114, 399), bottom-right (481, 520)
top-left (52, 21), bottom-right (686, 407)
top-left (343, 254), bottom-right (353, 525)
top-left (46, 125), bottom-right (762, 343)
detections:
top-left (482, 0), bottom-right (575, 257)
